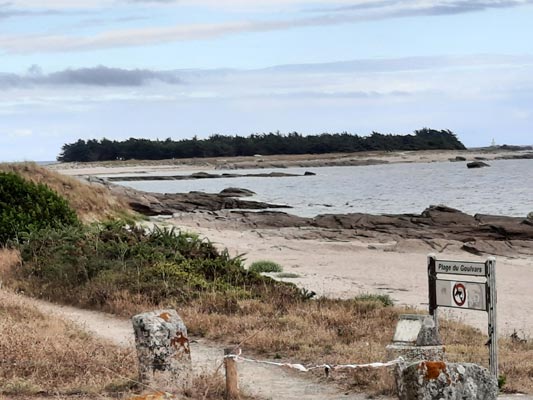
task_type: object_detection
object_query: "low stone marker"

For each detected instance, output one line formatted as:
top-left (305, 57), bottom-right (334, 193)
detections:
top-left (132, 309), bottom-right (192, 392)
top-left (397, 361), bottom-right (498, 400)
top-left (386, 314), bottom-right (444, 364)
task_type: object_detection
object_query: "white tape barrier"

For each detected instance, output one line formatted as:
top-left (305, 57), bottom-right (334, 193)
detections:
top-left (225, 353), bottom-right (402, 374)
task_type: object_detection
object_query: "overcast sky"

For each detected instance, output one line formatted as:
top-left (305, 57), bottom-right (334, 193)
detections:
top-left (1, 0), bottom-right (532, 161)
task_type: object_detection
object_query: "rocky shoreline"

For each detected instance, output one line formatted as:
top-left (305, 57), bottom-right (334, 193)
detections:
top-left (104, 178), bottom-right (533, 258)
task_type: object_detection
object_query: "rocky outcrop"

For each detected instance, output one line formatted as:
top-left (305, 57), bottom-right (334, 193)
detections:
top-left (397, 361), bottom-right (497, 400)
top-left (467, 161), bottom-right (490, 168)
top-left (107, 171), bottom-right (306, 182)
top-left (109, 184), bottom-right (289, 215)
top-left (219, 187), bottom-right (256, 197)
top-left (217, 205), bottom-right (533, 257)
top-left (103, 171), bottom-right (533, 257)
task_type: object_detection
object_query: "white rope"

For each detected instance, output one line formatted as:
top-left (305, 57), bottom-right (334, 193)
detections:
top-left (224, 354), bottom-right (402, 373)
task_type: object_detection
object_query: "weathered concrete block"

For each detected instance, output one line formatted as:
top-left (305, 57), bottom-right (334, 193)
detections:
top-left (132, 310), bottom-right (191, 391)
top-left (387, 314), bottom-right (444, 364)
top-left (391, 314), bottom-right (441, 346)
top-left (387, 344), bottom-right (445, 364)
top-left (397, 361), bottom-right (498, 400)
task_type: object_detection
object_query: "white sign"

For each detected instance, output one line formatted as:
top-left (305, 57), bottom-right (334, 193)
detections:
top-left (435, 260), bottom-right (486, 276)
top-left (435, 279), bottom-right (487, 311)
top-left (428, 255), bottom-right (497, 379)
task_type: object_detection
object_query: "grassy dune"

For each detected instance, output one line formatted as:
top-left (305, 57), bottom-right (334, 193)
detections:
top-left (0, 162), bottom-right (131, 222)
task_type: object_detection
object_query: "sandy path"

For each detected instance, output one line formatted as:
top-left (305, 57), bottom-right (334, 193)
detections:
top-left (31, 298), bottom-right (387, 400)
top-left (166, 222), bottom-right (533, 337)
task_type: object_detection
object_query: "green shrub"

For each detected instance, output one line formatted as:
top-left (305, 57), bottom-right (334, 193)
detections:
top-left (249, 260), bottom-right (283, 273)
top-left (13, 222), bottom-right (301, 307)
top-left (0, 172), bottom-right (78, 245)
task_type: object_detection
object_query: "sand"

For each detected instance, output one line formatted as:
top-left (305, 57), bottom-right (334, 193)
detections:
top-left (160, 218), bottom-right (533, 337)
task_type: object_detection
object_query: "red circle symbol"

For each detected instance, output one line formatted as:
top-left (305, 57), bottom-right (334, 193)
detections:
top-left (453, 283), bottom-right (467, 306)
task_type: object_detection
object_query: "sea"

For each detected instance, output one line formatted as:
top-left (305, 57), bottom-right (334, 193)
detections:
top-left (112, 159), bottom-right (533, 218)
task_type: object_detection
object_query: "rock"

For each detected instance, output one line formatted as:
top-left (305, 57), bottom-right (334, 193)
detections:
top-left (132, 310), bottom-right (192, 391)
top-left (474, 157), bottom-right (487, 160)
top-left (107, 171), bottom-right (303, 182)
top-left (397, 361), bottom-right (498, 400)
top-left (451, 156), bottom-right (467, 162)
top-left (219, 187), bottom-right (256, 197)
top-left (109, 183), bottom-right (289, 214)
top-left (416, 316), bottom-right (441, 347)
top-left (304, 171), bottom-right (316, 176)
top-left (467, 161), bottom-right (490, 168)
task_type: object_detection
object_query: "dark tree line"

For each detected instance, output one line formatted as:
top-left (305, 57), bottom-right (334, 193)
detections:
top-left (57, 128), bottom-right (466, 162)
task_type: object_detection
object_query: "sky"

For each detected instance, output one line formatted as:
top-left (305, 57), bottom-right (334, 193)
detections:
top-left (1, 0), bottom-right (532, 161)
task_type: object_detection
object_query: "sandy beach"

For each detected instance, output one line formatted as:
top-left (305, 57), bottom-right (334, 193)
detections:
top-left (160, 214), bottom-right (533, 337)
top-left (50, 150), bottom-right (533, 337)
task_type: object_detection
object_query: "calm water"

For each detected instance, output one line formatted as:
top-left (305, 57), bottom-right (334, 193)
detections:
top-left (113, 159), bottom-right (533, 217)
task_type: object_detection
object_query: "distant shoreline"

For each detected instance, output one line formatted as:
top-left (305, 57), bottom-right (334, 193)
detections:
top-left (49, 148), bottom-right (533, 177)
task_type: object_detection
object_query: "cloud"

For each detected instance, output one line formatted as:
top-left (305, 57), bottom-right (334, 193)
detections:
top-left (309, 0), bottom-right (533, 14)
top-left (2, 0), bottom-right (533, 53)
top-left (0, 65), bottom-right (182, 88)
top-left (0, 2), bottom-right (64, 19)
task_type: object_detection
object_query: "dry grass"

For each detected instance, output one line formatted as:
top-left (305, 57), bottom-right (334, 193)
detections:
top-left (0, 289), bottom-right (137, 397)
top-left (79, 291), bottom-right (533, 396)
top-left (440, 319), bottom-right (533, 394)
top-left (0, 286), bottom-right (258, 400)
top-left (0, 248), bottom-right (20, 282)
top-left (0, 162), bottom-right (131, 222)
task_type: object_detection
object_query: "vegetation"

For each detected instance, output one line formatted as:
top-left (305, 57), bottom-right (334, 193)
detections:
top-left (57, 128), bottom-right (466, 162)
top-left (0, 171), bottom-right (79, 245)
top-left (276, 272), bottom-right (300, 278)
top-left (0, 284), bottom-right (136, 397)
top-left (249, 260), bottom-right (284, 274)
top-left (0, 162), bottom-right (132, 222)
top-left (353, 293), bottom-right (394, 307)
top-left (8, 223), bottom-right (301, 310)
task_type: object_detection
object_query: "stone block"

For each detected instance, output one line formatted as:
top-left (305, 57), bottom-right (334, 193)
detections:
top-left (391, 314), bottom-right (441, 346)
top-left (132, 309), bottom-right (192, 391)
top-left (386, 344), bottom-right (445, 364)
top-left (397, 361), bottom-right (498, 400)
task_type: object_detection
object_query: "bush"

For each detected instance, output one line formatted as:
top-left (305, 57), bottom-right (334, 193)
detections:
top-left (353, 293), bottom-right (394, 307)
top-left (0, 172), bottom-right (78, 245)
top-left (249, 260), bottom-right (283, 273)
top-left (12, 222), bottom-right (301, 308)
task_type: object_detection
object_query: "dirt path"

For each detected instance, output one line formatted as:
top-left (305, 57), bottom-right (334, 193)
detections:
top-left (32, 298), bottom-right (389, 400)
top-left (30, 297), bottom-right (531, 400)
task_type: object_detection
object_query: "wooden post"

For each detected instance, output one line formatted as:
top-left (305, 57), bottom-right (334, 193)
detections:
top-left (427, 254), bottom-right (438, 331)
top-left (224, 347), bottom-right (240, 400)
top-left (486, 257), bottom-right (498, 380)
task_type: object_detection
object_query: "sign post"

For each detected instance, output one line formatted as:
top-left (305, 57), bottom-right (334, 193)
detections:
top-left (427, 254), bottom-right (498, 379)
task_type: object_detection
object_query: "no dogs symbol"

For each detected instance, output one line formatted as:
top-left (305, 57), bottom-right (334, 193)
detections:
top-left (452, 283), bottom-right (467, 307)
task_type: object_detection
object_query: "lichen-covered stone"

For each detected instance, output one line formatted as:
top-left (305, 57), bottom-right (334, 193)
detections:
top-left (397, 361), bottom-right (498, 400)
top-left (416, 317), bottom-right (441, 346)
top-left (387, 344), bottom-right (445, 365)
top-left (132, 309), bottom-right (192, 391)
